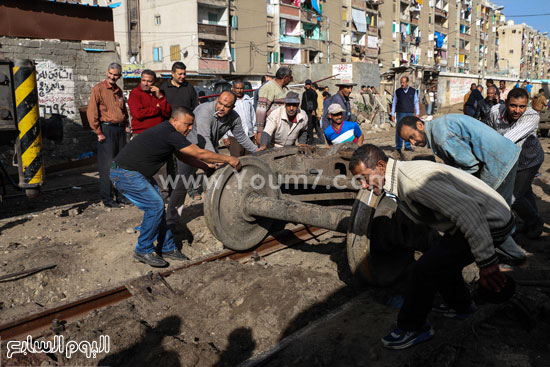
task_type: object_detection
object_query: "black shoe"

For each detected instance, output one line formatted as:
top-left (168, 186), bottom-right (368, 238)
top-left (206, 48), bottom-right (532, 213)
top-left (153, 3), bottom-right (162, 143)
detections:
top-left (117, 196), bottom-right (132, 206)
top-left (162, 249), bottom-right (190, 261)
top-left (133, 252), bottom-right (169, 267)
top-left (103, 200), bottom-right (121, 208)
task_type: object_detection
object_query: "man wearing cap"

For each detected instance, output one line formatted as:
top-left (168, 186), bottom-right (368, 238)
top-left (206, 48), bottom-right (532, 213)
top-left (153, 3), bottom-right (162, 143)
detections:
top-left (324, 104), bottom-right (364, 146)
top-left (260, 92), bottom-right (308, 149)
top-left (321, 82), bottom-right (356, 131)
top-left (392, 76), bottom-right (419, 153)
top-left (301, 79), bottom-right (322, 145)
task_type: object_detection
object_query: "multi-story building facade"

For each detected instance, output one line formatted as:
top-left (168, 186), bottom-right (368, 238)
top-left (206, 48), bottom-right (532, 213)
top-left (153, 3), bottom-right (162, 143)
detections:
top-left (266, 0), bottom-right (343, 71)
top-left (103, 0), bottom-right (348, 78)
top-left (341, 0), bottom-right (382, 65)
top-left (378, 0), bottom-right (504, 76)
top-left (499, 22), bottom-right (550, 80)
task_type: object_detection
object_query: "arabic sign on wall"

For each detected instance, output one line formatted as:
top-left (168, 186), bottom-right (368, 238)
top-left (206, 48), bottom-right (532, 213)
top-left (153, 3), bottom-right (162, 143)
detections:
top-left (122, 64), bottom-right (146, 79)
top-left (36, 60), bottom-right (76, 118)
top-left (332, 64), bottom-right (353, 82)
top-left (448, 76), bottom-right (477, 105)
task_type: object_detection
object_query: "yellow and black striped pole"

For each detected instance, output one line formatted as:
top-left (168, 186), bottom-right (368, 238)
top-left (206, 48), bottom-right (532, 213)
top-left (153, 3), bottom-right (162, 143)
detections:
top-left (14, 59), bottom-right (43, 198)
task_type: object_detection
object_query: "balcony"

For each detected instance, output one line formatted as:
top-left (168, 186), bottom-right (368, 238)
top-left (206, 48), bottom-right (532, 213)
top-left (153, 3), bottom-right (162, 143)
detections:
top-left (367, 25), bottom-right (377, 35)
top-left (301, 9), bottom-right (319, 23)
top-left (199, 58), bottom-right (230, 74)
top-left (366, 0), bottom-right (384, 4)
top-left (366, 46), bottom-right (379, 56)
top-left (197, 0), bottom-right (226, 7)
top-left (198, 23), bottom-right (227, 41)
top-left (434, 8), bottom-right (448, 18)
top-left (352, 0), bottom-right (366, 9)
top-left (400, 0), bottom-right (410, 4)
top-left (279, 34), bottom-right (301, 45)
top-left (280, 2), bottom-right (300, 20)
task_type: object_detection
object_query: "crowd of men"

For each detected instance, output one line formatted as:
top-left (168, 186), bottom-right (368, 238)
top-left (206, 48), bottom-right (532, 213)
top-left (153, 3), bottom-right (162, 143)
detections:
top-left (87, 62), bottom-right (546, 349)
top-left (86, 62), bottom-right (364, 267)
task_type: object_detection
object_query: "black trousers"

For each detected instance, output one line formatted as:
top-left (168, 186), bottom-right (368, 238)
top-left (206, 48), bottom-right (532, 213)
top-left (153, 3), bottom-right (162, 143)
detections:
top-left (513, 164), bottom-right (542, 226)
top-left (306, 113), bottom-right (325, 145)
top-left (397, 231), bottom-right (475, 331)
top-left (97, 123), bottom-right (126, 202)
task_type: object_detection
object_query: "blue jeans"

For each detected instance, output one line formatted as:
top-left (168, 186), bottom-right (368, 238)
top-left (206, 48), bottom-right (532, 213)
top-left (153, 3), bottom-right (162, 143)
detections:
top-left (110, 167), bottom-right (176, 255)
top-left (395, 112), bottom-right (413, 150)
top-left (426, 103), bottom-right (434, 115)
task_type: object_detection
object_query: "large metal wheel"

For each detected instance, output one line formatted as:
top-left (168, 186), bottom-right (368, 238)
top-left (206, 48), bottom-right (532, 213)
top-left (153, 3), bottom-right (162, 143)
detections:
top-left (203, 156), bottom-right (282, 251)
top-left (346, 190), bottom-right (415, 286)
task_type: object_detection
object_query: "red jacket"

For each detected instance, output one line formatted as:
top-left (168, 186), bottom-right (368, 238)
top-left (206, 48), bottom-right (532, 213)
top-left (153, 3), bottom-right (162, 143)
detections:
top-left (128, 85), bottom-right (172, 134)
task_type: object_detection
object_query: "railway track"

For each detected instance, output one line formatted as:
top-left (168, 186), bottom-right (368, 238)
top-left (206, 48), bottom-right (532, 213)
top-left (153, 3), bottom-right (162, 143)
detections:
top-left (0, 225), bottom-right (328, 341)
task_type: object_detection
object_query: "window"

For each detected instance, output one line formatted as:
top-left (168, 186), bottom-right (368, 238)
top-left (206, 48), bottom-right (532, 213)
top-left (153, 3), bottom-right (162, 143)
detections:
top-left (155, 15), bottom-right (161, 25)
top-left (153, 47), bottom-right (163, 62)
top-left (231, 15), bottom-right (238, 29)
top-left (170, 45), bottom-right (181, 61)
top-left (512, 30), bottom-right (516, 34)
top-left (268, 51), bottom-right (279, 64)
top-left (208, 12), bottom-right (218, 25)
top-left (509, 49), bottom-right (514, 54)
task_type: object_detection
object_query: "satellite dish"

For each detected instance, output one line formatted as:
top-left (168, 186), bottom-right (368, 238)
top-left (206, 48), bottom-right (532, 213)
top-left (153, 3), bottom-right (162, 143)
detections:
top-left (129, 56), bottom-right (136, 64)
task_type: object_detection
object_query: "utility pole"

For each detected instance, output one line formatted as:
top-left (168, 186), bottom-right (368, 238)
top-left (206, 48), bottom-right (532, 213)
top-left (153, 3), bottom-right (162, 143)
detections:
top-left (227, 0), bottom-right (232, 75)
top-left (326, 16), bottom-right (330, 64)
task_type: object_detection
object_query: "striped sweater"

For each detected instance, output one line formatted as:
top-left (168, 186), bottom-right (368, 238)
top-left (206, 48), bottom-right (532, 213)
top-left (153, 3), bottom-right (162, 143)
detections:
top-left (487, 104), bottom-right (544, 170)
top-left (383, 158), bottom-right (513, 268)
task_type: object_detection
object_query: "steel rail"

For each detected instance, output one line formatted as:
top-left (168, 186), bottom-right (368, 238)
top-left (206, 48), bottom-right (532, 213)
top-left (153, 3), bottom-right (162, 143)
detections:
top-left (0, 226), bottom-right (328, 341)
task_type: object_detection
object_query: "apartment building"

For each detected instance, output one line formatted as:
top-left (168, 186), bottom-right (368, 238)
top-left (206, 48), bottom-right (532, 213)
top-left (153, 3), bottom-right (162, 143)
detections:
top-left (499, 22), bottom-right (550, 80)
top-left (266, 0), bottom-right (342, 71)
top-left (103, 0), bottom-right (346, 78)
top-left (378, 0), bottom-right (503, 76)
top-left (341, 0), bottom-right (382, 65)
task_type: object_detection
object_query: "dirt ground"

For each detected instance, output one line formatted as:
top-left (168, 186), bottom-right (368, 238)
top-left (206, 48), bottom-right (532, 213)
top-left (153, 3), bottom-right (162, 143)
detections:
top-left (1, 107), bottom-right (550, 366)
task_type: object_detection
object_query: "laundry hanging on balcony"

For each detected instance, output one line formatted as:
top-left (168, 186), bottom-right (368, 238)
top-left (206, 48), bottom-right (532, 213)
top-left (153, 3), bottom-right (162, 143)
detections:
top-left (351, 8), bottom-right (367, 33)
top-left (434, 31), bottom-right (444, 48)
top-left (308, 0), bottom-right (321, 14)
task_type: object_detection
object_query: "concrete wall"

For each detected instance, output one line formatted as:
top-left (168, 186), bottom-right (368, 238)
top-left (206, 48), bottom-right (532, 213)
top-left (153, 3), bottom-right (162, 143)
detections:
top-left (232, 0), bottom-right (268, 76)
top-left (290, 62), bottom-right (380, 94)
top-left (437, 71), bottom-right (549, 108)
top-left (0, 37), bottom-right (120, 159)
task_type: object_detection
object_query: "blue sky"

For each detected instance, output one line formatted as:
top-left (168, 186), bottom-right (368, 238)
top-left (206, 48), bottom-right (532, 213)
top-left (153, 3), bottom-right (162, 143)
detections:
top-left (496, 0), bottom-right (550, 34)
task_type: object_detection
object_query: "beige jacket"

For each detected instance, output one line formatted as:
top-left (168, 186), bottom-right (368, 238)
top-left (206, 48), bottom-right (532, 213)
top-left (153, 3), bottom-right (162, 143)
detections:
top-left (264, 106), bottom-right (308, 147)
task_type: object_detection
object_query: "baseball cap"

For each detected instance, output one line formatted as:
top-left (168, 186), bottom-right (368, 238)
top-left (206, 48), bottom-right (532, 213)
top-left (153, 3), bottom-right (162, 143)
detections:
top-left (284, 91), bottom-right (300, 104)
top-left (328, 103), bottom-right (345, 114)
